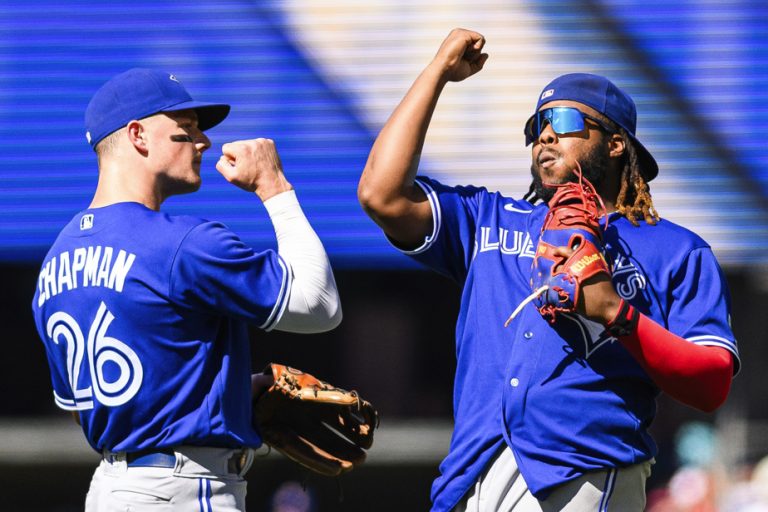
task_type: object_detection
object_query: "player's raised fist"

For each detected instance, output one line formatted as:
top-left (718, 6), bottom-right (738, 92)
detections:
top-left (431, 28), bottom-right (488, 83)
top-left (217, 138), bottom-right (293, 201)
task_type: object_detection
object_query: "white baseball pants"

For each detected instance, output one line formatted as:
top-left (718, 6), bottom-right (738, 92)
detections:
top-left (454, 446), bottom-right (652, 512)
top-left (85, 446), bottom-right (255, 512)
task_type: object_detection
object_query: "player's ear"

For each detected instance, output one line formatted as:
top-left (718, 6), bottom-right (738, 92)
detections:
top-left (126, 120), bottom-right (148, 153)
top-left (608, 133), bottom-right (625, 159)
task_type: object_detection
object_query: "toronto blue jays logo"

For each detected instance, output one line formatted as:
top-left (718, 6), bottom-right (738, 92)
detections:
top-left (562, 314), bottom-right (616, 358)
top-left (563, 255), bottom-right (646, 358)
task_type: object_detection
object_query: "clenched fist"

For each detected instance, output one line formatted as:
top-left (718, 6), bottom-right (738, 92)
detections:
top-left (430, 28), bottom-right (489, 83)
top-left (216, 138), bottom-right (293, 201)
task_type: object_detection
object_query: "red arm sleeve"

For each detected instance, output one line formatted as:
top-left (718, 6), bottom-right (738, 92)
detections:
top-left (607, 300), bottom-right (734, 412)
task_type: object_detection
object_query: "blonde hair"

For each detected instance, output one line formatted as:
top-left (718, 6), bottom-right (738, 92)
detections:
top-left (615, 128), bottom-right (660, 226)
top-left (94, 127), bottom-right (125, 161)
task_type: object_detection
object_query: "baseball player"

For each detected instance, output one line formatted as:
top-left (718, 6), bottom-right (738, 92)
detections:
top-left (358, 29), bottom-right (739, 511)
top-left (31, 68), bottom-right (342, 511)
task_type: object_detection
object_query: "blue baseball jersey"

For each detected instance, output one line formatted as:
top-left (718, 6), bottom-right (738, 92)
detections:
top-left (403, 177), bottom-right (739, 511)
top-left (31, 202), bottom-right (290, 453)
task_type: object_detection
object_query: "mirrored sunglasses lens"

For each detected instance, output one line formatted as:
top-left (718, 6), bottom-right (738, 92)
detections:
top-left (524, 107), bottom-right (587, 145)
top-left (549, 108), bottom-right (585, 135)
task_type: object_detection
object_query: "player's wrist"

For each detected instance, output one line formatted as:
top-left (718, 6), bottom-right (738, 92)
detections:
top-left (579, 276), bottom-right (621, 324)
top-left (255, 185), bottom-right (298, 207)
top-left (605, 299), bottom-right (640, 337)
top-left (600, 296), bottom-right (623, 326)
top-left (423, 61), bottom-right (451, 88)
top-left (255, 180), bottom-right (294, 203)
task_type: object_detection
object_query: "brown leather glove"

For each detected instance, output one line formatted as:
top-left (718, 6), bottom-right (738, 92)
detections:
top-left (252, 363), bottom-right (378, 476)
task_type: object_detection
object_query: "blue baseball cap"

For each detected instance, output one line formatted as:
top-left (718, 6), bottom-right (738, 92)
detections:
top-left (84, 68), bottom-right (230, 149)
top-left (533, 73), bottom-right (658, 181)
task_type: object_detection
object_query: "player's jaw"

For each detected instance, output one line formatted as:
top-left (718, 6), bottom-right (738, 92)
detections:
top-left (530, 144), bottom-right (609, 203)
top-left (159, 132), bottom-right (211, 195)
top-left (153, 144), bottom-right (207, 199)
top-left (530, 147), bottom-right (573, 202)
top-left (159, 110), bottom-right (211, 193)
top-left (157, 166), bottom-right (201, 199)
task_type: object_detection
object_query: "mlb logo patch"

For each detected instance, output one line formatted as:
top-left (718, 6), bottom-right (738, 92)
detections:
top-left (80, 214), bottom-right (94, 230)
top-left (540, 88), bottom-right (554, 101)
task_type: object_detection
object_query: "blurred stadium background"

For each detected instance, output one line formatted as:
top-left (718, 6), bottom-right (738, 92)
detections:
top-left (1, 1), bottom-right (766, 510)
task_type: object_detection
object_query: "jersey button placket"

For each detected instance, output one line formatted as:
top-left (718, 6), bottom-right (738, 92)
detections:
top-left (510, 330), bottom-right (533, 388)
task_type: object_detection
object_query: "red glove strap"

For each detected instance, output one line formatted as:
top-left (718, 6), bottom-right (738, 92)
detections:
top-left (609, 302), bottom-right (733, 412)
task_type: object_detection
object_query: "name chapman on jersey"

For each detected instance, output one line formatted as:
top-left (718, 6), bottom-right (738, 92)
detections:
top-left (37, 246), bottom-right (136, 307)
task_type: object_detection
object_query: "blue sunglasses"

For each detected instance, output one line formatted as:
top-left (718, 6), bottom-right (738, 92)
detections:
top-left (524, 107), bottom-right (615, 146)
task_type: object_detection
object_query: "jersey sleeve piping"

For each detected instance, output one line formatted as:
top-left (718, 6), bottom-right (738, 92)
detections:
top-left (687, 335), bottom-right (741, 376)
top-left (391, 178), bottom-right (441, 255)
top-left (54, 390), bottom-right (92, 411)
top-left (169, 222), bottom-right (293, 330)
top-left (259, 254), bottom-right (292, 331)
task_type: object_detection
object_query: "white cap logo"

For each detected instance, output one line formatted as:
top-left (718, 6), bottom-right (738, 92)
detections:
top-left (86, 131), bottom-right (92, 144)
top-left (169, 74), bottom-right (179, 83)
top-left (540, 89), bottom-right (555, 101)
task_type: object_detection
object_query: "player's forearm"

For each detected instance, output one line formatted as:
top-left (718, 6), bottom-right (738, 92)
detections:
top-left (358, 64), bottom-right (446, 217)
top-left (263, 190), bottom-right (342, 333)
top-left (358, 64), bottom-right (445, 247)
top-left (609, 303), bottom-right (733, 412)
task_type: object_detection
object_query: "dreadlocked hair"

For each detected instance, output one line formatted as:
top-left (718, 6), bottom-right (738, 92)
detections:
top-left (523, 181), bottom-right (539, 204)
top-left (614, 128), bottom-right (660, 226)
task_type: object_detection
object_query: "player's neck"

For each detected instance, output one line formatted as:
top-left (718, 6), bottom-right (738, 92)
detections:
top-left (90, 162), bottom-right (165, 211)
top-left (600, 195), bottom-right (617, 214)
top-left (595, 175), bottom-right (620, 214)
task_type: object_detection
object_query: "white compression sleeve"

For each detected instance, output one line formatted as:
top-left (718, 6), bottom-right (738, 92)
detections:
top-left (263, 190), bottom-right (342, 333)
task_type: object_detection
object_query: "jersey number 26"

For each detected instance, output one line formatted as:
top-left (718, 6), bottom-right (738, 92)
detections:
top-left (46, 302), bottom-right (143, 410)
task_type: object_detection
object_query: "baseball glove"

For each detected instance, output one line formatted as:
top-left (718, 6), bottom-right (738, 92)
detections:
top-left (528, 168), bottom-right (611, 323)
top-left (252, 363), bottom-right (378, 477)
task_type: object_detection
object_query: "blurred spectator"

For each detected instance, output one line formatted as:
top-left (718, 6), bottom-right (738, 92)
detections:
top-left (648, 422), bottom-right (768, 511)
top-left (647, 466), bottom-right (717, 512)
top-left (718, 454), bottom-right (768, 511)
top-left (270, 481), bottom-right (316, 512)
top-left (675, 422), bottom-right (717, 468)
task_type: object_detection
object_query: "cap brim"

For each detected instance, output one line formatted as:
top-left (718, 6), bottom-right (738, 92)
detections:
top-left (630, 135), bottom-right (658, 182)
top-left (161, 101), bottom-right (231, 131)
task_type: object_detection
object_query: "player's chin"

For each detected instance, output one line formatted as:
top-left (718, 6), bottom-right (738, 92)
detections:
top-left (532, 164), bottom-right (570, 188)
top-left (186, 177), bottom-right (202, 193)
top-left (172, 175), bottom-right (202, 195)
top-left (189, 166), bottom-right (203, 188)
